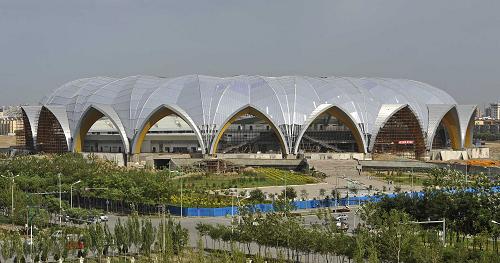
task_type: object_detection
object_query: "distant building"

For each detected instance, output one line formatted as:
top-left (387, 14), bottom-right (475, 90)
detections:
top-left (0, 106), bottom-right (21, 136)
top-left (490, 102), bottom-right (500, 120)
top-left (484, 107), bottom-right (492, 118)
top-left (0, 106), bottom-right (22, 152)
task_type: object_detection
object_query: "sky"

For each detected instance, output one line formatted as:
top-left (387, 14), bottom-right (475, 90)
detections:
top-left (1, 0), bottom-right (499, 108)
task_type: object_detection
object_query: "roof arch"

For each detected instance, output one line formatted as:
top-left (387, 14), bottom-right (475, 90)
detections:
top-left (293, 104), bottom-right (367, 154)
top-left (42, 105), bottom-right (72, 149)
top-left (426, 104), bottom-right (461, 150)
top-left (131, 104), bottom-right (206, 154)
top-left (72, 104), bottom-right (130, 153)
top-left (209, 104), bottom-right (290, 155)
top-left (368, 104), bottom-right (424, 151)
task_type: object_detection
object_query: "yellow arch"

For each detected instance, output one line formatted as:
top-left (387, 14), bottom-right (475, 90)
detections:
top-left (438, 109), bottom-right (461, 150)
top-left (133, 107), bottom-right (177, 154)
top-left (464, 114), bottom-right (475, 148)
top-left (73, 108), bottom-right (104, 153)
top-left (211, 106), bottom-right (288, 155)
top-left (324, 107), bottom-right (365, 153)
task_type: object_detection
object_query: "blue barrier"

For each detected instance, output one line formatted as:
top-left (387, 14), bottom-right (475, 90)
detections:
top-left (165, 187), bottom-right (499, 217)
top-left (165, 195), bottom-right (391, 217)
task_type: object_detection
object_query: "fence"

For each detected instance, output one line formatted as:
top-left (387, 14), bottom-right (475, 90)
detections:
top-left (73, 189), bottom-right (500, 218)
top-left (163, 192), bottom-right (427, 217)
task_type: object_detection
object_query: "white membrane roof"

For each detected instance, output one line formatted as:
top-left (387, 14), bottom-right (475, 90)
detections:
top-left (40, 75), bottom-right (468, 153)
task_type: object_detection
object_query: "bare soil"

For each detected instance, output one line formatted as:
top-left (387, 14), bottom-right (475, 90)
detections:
top-left (0, 135), bottom-right (16, 148)
top-left (484, 141), bottom-right (500, 161)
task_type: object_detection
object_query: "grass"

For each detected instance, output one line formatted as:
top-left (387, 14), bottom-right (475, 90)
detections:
top-left (370, 171), bottom-right (427, 186)
top-left (174, 168), bottom-right (320, 190)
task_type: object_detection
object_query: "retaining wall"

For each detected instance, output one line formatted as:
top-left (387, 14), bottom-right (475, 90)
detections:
top-left (302, 152), bottom-right (369, 160)
top-left (82, 152), bottom-right (126, 166)
top-left (429, 148), bottom-right (490, 161)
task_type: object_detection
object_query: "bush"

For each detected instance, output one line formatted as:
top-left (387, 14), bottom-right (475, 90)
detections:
top-left (248, 189), bottom-right (265, 203)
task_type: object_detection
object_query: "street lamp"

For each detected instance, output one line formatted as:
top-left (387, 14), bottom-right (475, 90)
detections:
top-left (1, 172), bottom-right (20, 225)
top-left (492, 220), bottom-right (500, 225)
top-left (279, 174), bottom-right (287, 214)
top-left (58, 173), bottom-right (62, 225)
top-left (71, 180), bottom-right (82, 209)
top-left (180, 180), bottom-right (183, 217)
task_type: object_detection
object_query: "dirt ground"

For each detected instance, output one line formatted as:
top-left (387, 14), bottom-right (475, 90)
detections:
top-left (484, 141), bottom-right (500, 160)
top-left (0, 135), bottom-right (16, 149)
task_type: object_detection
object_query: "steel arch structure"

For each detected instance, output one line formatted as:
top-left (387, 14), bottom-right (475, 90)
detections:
top-left (22, 75), bottom-right (476, 157)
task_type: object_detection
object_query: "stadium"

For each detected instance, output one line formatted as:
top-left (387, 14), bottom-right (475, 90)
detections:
top-left (18, 75), bottom-right (477, 163)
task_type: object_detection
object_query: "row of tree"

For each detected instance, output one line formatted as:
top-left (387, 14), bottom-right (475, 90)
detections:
top-left (0, 213), bottom-right (188, 262)
top-left (196, 206), bottom-right (498, 263)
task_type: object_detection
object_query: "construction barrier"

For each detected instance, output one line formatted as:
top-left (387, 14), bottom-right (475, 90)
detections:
top-left (164, 192), bottom-right (427, 217)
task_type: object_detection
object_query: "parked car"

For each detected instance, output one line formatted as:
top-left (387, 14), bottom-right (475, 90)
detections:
top-left (336, 221), bottom-right (349, 231)
top-left (87, 216), bottom-right (100, 224)
top-left (336, 214), bottom-right (349, 221)
top-left (51, 230), bottom-right (63, 239)
top-left (99, 214), bottom-right (108, 222)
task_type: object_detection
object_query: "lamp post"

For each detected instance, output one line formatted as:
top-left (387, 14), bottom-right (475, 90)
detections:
top-left (180, 180), bottom-right (183, 217)
top-left (335, 176), bottom-right (339, 211)
top-left (410, 168), bottom-right (414, 192)
top-left (71, 180), bottom-right (82, 209)
top-left (279, 174), bottom-right (287, 214)
top-left (492, 220), bottom-right (500, 225)
top-left (236, 195), bottom-right (250, 225)
top-left (465, 161), bottom-right (468, 185)
top-left (1, 172), bottom-right (20, 226)
top-left (57, 173), bottom-right (63, 225)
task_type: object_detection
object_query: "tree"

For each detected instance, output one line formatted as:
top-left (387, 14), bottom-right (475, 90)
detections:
top-left (280, 187), bottom-right (297, 200)
top-left (140, 219), bottom-right (156, 257)
top-left (1, 231), bottom-right (14, 261)
top-left (331, 189), bottom-right (341, 202)
top-left (248, 189), bottom-right (265, 203)
top-left (300, 189), bottom-right (308, 201)
top-left (319, 188), bottom-right (326, 198)
top-left (126, 213), bottom-right (141, 254)
top-left (88, 223), bottom-right (106, 261)
top-left (52, 230), bottom-right (66, 262)
top-left (114, 218), bottom-right (129, 254)
top-left (196, 223), bottom-right (211, 248)
top-left (103, 224), bottom-right (117, 256)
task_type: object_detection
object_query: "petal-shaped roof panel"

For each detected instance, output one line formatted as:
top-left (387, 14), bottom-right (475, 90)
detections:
top-left (40, 75), bottom-right (461, 154)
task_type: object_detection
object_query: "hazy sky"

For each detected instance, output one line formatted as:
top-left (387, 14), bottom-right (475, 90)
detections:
top-left (1, 0), bottom-right (499, 108)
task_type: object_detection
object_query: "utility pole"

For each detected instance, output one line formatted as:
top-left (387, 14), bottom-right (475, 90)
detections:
top-left (71, 180), bottom-right (82, 209)
top-left (231, 192), bottom-right (235, 234)
top-left (181, 179), bottom-right (182, 218)
top-left (58, 173), bottom-right (62, 225)
top-left (284, 173), bottom-right (287, 206)
top-left (335, 176), bottom-right (339, 211)
top-left (411, 168), bottom-right (414, 192)
top-left (1, 172), bottom-right (19, 226)
top-left (161, 205), bottom-right (166, 253)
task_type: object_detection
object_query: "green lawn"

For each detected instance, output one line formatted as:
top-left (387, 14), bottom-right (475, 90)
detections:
top-left (174, 168), bottom-right (320, 190)
top-left (370, 171), bottom-right (427, 186)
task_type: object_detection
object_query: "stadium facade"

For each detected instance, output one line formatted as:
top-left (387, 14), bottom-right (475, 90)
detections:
top-left (18, 75), bottom-right (477, 160)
